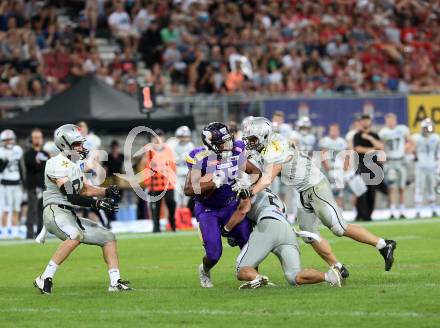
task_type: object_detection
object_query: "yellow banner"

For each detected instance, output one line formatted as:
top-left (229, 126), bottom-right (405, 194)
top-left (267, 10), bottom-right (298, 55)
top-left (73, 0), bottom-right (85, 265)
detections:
top-left (408, 95), bottom-right (440, 133)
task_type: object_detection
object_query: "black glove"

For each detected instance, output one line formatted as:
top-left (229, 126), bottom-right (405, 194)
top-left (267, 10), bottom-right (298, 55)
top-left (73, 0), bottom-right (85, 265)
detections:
top-left (221, 226), bottom-right (238, 247)
top-left (94, 198), bottom-right (119, 213)
top-left (237, 188), bottom-right (253, 200)
top-left (105, 185), bottom-right (121, 202)
top-left (221, 226), bottom-right (231, 238)
top-left (226, 236), bottom-right (238, 247)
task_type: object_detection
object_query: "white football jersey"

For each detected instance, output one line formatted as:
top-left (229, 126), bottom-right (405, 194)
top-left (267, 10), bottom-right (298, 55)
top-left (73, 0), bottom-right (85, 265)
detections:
top-left (250, 133), bottom-right (325, 192)
top-left (0, 145), bottom-right (23, 182)
top-left (319, 136), bottom-right (348, 170)
top-left (291, 130), bottom-right (316, 153)
top-left (43, 153), bottom-right (85, 207)
top-left (412, 133), bottom-right (440, 169)
top-left (172, 141), bottom-right (194, 176)
top-left (379, 125), bottom-right (409, 160)
top-left (247, 189), bottom-right (289, 225)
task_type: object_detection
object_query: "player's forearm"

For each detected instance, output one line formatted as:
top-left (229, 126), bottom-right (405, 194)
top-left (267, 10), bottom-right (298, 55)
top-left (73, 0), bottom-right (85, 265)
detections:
top-left (184, 179), bottom-right (216, 196)
top-left (225, 199), bottom-right (251, 231)
top-left (251, 164), bottom-right (281, 195)
top-left (369, 138), bottom-right (384, 151)
top-left (81, 183), bottom-right (106, 197)
top-left (354, 146), bottom-right (375, 154)
top-left (245, 161), bottom-right (262, 184)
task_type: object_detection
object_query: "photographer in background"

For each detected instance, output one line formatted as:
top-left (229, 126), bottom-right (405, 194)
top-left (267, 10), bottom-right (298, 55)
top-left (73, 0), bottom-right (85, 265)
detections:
top-left (24, 128), bottom-right (49, 239)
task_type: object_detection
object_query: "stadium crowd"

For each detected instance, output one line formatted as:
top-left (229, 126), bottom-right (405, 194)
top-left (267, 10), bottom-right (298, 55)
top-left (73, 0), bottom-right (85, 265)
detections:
top-left (1, 0), bottom-right (440, 99)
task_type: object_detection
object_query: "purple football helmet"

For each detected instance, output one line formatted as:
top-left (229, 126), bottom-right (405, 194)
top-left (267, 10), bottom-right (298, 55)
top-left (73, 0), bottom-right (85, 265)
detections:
top-left (201, 122), bottom-right (233, 156)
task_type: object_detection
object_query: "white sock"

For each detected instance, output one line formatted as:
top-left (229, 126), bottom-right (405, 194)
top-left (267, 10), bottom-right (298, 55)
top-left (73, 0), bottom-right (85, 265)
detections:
top-left (324, 272), bottom-right (330, 283)
top-left (42, 260), bottom-right (58, 279)
top-left (108, 268), bottom-right (121, 286)
top-left (399, 204), bottom-right (405, 211)
top-left (376, 238), bottom-right (386, 250)
top-left (334, 262), bottom-right (343, 270)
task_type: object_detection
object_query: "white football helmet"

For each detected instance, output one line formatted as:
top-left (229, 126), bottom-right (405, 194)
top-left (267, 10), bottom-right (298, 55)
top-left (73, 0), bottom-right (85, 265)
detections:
top-left (175, 125), bottom-right (191, 138)
top-left (1, 129), bottom-right (16, 142)
top-left (54, 124), bottom-right (88, 160)
top-left (1, 129), bottom-right (16, 148)
top-left (421, 118), bottom-right (434, 134)
top-left (242, 117), bottom-right (273, 152)
top-left (296, 116), bottom-right (312, 129)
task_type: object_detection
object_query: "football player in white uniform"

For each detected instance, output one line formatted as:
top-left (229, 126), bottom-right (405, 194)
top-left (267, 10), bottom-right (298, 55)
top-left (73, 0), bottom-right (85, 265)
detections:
top-left (319, 124), bottom-right (348, 207)
top-left (34, 124), bottom-right (131, 294)
top-left (0, 129), bottom-right (24, 239)
top-left (379, 113), bottom-right (412, 219)
top-left (236, 117), bottom-right (397, 272)
top-left (171, 126), bottom-right (194, 208)
top-left (412, 118), bottom-right (440, 217)
top-left (223, 189), bottom-right (343, 289)
top-left (291, 116), bottom-right (316, 155)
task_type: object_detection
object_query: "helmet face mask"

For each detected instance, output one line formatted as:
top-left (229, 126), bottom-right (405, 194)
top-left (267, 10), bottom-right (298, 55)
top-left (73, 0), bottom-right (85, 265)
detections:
top-left (54, 124), bottom-right (89, 161)
top-left (243, 135), bottom-right (264, 152)
top-left (242, 117), bottom-right (272, 152)
top-left (202, 122), bottom-right (233, 156)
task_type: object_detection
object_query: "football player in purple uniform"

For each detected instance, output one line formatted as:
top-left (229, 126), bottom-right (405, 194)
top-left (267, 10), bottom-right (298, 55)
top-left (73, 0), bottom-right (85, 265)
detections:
top-left (184, 122), bottom-right (261, 288)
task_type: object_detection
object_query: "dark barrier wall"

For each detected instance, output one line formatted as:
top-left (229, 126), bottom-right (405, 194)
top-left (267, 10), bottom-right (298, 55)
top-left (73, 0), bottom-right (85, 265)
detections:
top-left (264, 96), bottom-right (407, 134)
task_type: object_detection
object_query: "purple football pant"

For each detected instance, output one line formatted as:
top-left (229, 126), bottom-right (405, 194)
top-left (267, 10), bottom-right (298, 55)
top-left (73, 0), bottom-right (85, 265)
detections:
top-left (195, 201), bottom-right (251, 264)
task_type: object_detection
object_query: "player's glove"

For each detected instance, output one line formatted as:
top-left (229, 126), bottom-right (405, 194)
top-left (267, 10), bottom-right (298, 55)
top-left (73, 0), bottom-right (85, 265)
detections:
top-left (94, 198), bottom-right (119, 213)
top-left (105, 185), bottom-right (121, 202)
top-left (221, 226), bottom-right (238, 247)
top-left (231, 172), bottom-right (252, 192)
top-left (221, 226), bottom-right (231, 238)
top-left (226, 236), bottom-right (238, 247)
top-left (212, 171), bottom-right (226, 188)
top-left (237, 188), bottom-right (253, 200)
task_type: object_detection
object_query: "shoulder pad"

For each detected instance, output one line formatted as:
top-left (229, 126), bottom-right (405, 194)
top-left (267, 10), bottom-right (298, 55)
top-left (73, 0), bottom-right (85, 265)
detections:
top-left (195, 149), bottom-right (210, 161)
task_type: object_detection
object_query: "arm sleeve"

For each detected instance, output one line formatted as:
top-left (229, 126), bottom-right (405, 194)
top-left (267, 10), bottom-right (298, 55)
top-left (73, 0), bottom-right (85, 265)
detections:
top-left (60, 182), bottom-right (97, 208)
top-left (0, 158), bottom-right (8, 172)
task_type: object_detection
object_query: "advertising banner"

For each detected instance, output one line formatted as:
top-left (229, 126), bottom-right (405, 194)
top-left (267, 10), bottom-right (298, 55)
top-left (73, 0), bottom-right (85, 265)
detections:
top-left (263, 96), bottom-right (407, 135)
top-left (408, 95), bottom-right (440, 133)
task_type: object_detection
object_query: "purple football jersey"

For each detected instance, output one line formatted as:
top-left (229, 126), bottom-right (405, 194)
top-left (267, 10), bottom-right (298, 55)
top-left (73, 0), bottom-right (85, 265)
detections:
top-left (186, 140), bottom-right (246, 208)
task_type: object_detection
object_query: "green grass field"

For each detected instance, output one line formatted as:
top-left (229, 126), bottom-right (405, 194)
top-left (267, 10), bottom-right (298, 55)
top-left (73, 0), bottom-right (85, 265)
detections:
top-left (1, 219), bottom-right (439, 328)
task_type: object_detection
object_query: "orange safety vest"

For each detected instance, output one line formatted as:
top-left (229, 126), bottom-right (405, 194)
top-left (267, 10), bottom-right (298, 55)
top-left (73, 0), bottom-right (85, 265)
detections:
top-left (144, 144), bottom-right (176, 191)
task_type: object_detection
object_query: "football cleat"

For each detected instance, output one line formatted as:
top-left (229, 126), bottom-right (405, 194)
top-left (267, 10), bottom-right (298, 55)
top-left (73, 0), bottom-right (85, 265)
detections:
top-left (239, 275), bottom-right (269, 289)
top-left (34, 276), bottom-right (53, 295)
top-left (339, 264), bottom-right (350, 279)
top-left (108, 279), bottom-right (133, 292)
top-left (198, 264), bottom-right (213, 288)
top-left (326, 267), bottom-right (343, 288)
top-left (379, 240), bottom-right (397, 271)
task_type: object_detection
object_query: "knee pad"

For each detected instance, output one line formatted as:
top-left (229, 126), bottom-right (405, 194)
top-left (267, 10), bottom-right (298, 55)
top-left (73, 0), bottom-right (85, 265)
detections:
top-left (330, 224), bottom-right (345, 237)
top-left (284, 271), bottom-right (299, 286)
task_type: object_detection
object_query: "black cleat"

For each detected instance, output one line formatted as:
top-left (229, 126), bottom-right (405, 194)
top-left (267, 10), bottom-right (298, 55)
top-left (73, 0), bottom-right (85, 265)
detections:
top-left (399, 214), bottom-right (406, 219)
top-left (379, 240), bottom-right (397, 271)
top-left (340, 264), bottom-right (350, 279)
top-left (34, 276), bottom-right (53, 294)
